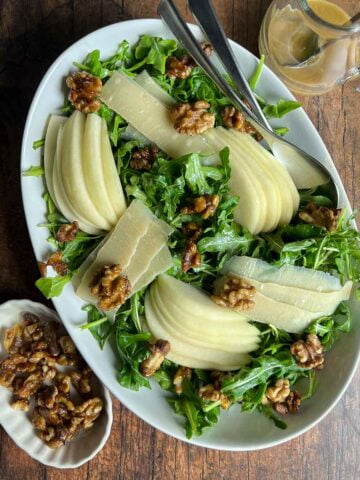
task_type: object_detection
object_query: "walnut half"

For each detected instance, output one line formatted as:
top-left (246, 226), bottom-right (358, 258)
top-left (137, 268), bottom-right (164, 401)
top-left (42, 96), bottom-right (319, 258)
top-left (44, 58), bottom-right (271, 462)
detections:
top-left (140, 340), bottom-right (170, 376)
top-left (66, 71), bottom-right (102, 114)
top-left (299, 203), bottom-right (341, 232)
top-left (90, 264), bottom-right (131, 311)
top-left (170, 101), bottom-right (215, 135)
top-left (290, 334), bottom-right (324, 370)
top-left (212, 275), bottom-right (256, 311)
top-left (221, 106), bottom-right (262, 141)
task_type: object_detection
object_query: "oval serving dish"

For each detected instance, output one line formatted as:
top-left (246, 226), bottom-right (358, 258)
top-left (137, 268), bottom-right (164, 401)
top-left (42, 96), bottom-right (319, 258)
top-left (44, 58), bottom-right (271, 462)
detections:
top-left (0, 300), bottom-right (112, 468)
top-left (20, 19), bottom-right (360, 451)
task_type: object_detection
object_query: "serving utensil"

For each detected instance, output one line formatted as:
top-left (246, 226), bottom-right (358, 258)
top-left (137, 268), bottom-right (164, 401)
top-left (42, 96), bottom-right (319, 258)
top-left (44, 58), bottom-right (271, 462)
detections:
top-left (157, 0), bottom-right (340, 205)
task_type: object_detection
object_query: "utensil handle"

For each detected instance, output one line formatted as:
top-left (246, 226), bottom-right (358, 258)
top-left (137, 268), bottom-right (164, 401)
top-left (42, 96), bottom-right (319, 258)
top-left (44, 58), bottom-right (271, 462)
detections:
top-left (187, 0), bottom-right (271, 131)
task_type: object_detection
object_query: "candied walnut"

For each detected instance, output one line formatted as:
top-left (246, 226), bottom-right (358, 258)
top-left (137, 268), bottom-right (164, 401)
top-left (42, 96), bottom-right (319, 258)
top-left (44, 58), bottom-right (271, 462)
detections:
top-left (10, 397), bottom-right (30, 411)
top-left (29, 351), bottom-right (56, 366)
top-left (66, 71), bottom-right (102, 114)
top-left (140, 340), bottom-right (170, 376)
top-left (265, 379), bottom-right (290, 404)
top-left (209, 370), bottom-right (228, 390)
top-left (46, 438), bottom-right (65, 449)
top-left (273, 390), bottom-right (301, 415)
top-left (170, 101), bottom-right (215, 135)
top-left (182, 222), bottom-right (202, 242)
top-left (32, 340), bottom-right (48, 351)
top-left (221, 106), bottom-right (262, 141)
top-left (56, 394), bottom-right (75, 412)
top-left (38, 426), bottom-right (56, 442)
top-left (38, 261), bottom-right (47, 278)
top-left (23, 321), bottom-right (43, 342)
top-left (198, 384), bottom-right (231, 410)
top-left (173, 367), bottom-right (192, 394)
top-left (16, 372), bottom-right (43, 399)
top-left (55, 373), bottom-right (71, 394)
top-left (37, 406), bottom-right (63, 426)
top-left (166, 55), bottom-right (194, 79)
top-left (290, 334), bottom-right (324, 370)
top-left (59, 336), bottom-right (76, 356)
top-left (181, 194), bottom-right (220, 219)
top-left (37, 385), bottom-right (58, 409)
top-left (70, 367), bottom-right (92, 394)
top-left (41, 364), bottom-right (57, 382)
top-left (56, 354), bottom-right (79, 367)
top-left (299, 203), bottom-right (341, 232)
top-left (42, 320), bottom-right (59, 357)
top-left (201, 41), bottom-right (213, 56)
top-left (130, 145), bottom-right (159, 171)
top-left (46, 251), bottom-right (69, 276)
top-left (181, 241), bottom-right (201, 273)
top-left (0, 369), bottom-right (16, 387)
top-left (212, 275), bottom-right (255, 312)
top-left (55, 221), bottom-right (79, 243)
top-left (75, 397), bottom-right (103, 418)
top-left (22, 312), bottom-right (39, 326)
top-left (4, 324), bottom-right (24, 354)
top-left (32, 407), bottom-right (47, 431)
top-left (90, 264), bottom-right (131, 311)
top-left (54, 419), bottom-right (82, 445)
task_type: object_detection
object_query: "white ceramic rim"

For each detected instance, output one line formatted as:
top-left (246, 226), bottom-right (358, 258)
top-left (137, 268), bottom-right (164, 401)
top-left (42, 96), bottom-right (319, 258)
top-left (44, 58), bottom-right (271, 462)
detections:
top-left (20, 18), bottom-right (360, 451)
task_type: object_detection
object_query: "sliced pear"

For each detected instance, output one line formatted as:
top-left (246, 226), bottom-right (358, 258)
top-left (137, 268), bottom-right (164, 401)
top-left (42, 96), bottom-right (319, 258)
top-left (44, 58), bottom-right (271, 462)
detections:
top-left (100, 118), bottom-right (127, 218)
top-left (205, 130), bottom-right (265, 233)
top-left (150, 285), bottom-right (258, 349)
top-left (144, 292), bottom-right (252, 369)
top-left (216, 274), bottom-right (352, 315)
top-left (44, 115), bottom-right (67, 207)
top-left (52, 125), bottom-right (102, 235)
top-left (82, 114), bottom-right (118, 225)
top-left (222, 256), bottom-right (343, 292)
top-left (60, 111), bottom-right (111, 231)
top-left (132, 245), bottom-right (173, 293)
top-left (216, 128), bottom-right (280, 232)
top-left (100, 71), bottom-right (213, 159)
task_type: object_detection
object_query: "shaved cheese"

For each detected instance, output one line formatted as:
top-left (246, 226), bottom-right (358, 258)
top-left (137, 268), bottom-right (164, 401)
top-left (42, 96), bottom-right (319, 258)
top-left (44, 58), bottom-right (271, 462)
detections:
top-left (75, 200), bottom-right (155, 303)
top-left (132, 244), bottom-right (173, 293)
top-left (100, 71), bottom-right (213, 159)
top-left (134, 70), bottom-right (176, 106)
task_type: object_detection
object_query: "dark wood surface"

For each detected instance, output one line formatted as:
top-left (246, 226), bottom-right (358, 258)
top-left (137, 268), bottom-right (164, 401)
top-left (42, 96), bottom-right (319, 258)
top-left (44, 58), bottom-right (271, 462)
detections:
top-left (0, 1), bottom-right (359, 479)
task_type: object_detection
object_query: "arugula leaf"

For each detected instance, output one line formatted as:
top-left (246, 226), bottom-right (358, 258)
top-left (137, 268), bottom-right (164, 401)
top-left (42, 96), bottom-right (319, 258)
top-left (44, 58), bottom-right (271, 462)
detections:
top-left (22, 165), bottom-right (44, 176)
top-left (74, 49), bottom-right (109, 79)
top-left (263, 99), bottom-right (302, 118)
top-left (32, 139), bottom-right (45, 149)
top-left (128, 35), bottom-right (177, 74)
top-left (249, 54), bottom-right (265, 90)
top-left (81, 305), bottom-right (112, 349)
top-left (35, 274), bottom-right (72, 299)
top-left (274, 127), bottom-right (289, 136)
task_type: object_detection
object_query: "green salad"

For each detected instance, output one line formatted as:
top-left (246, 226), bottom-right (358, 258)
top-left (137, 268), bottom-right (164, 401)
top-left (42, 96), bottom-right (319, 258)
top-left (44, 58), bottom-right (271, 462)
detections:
top-left (28, 35), bottom-right (360, 439)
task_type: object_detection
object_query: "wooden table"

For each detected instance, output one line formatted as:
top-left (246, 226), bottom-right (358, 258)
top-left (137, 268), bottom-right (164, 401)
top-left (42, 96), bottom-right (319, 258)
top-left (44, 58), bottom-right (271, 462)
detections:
top-left (0, 1), bottom-right (359, 479)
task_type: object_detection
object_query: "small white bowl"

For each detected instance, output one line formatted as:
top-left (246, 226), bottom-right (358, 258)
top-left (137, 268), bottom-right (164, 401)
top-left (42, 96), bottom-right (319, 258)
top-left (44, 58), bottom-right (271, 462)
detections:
top-left (0, 299), bottom-right (113, 468)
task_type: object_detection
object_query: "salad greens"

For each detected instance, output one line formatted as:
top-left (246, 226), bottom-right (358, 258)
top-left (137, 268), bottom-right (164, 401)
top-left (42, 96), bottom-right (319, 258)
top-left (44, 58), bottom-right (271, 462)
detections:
top-left (32, 34), bottom-right (360, 439)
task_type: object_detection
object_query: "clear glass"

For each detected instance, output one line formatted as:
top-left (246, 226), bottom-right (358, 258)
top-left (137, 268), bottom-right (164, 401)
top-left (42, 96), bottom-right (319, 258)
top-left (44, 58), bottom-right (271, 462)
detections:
top-left (259, 0), bottom-right (360, 95)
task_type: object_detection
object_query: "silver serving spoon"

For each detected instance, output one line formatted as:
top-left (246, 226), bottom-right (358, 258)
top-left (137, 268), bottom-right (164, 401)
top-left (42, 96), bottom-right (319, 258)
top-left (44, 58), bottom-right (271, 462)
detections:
top-left (285, 11), bottom-right (360, 68)
top-left (158, 0), bottom-right (340, 205)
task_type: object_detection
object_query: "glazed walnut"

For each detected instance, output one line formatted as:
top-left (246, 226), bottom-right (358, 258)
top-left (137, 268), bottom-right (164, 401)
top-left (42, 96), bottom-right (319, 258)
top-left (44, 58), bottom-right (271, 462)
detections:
top-left (182, 222), bottom-right (202, 242)
top-left (290, 334), bottom-right (324, 370)
top-left (263, 379), bottom-right (301, 415)
top-left (130, 145), bottom-right (159, 171)
top-left (140, 340), bottom-right (170, 376)
top-left (90, 264), bottom-right (131, 311)
top-left (221, 106), bottom-right (262, 141)
top-left (265, 378), bottom-right (290, 404)
top-left (170, 101), bottom-right (215, 135)
top-left (212, 275), bottom-right (256, 312)
top-left (181, 195), bottom-right (220, 219)
top-left (66, 71), bottom-right (102, 113)
top-left (201, 41), bottom-right (214, 56)
top-left (173, 366), bottom-right (192, 394)
top-left (166, 55), bottom-right (194, 79)
top-left (181, 241), bottom-right (201, 273)
top-left (55, 221), bottom-right (79, 243)
top-left (46, 251), bottom-right (69, 276)
top-left (299, 203), bottom-right (341, 232)
top-left (198, 384), bottom-right (231, 410)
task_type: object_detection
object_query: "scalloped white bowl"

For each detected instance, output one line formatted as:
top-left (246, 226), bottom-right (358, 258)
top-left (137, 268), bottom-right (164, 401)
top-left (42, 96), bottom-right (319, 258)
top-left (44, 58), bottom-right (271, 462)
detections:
top-left (0, 300), bottom-right (112, 468)
top-left (20, 19), bottom-right (360, 451)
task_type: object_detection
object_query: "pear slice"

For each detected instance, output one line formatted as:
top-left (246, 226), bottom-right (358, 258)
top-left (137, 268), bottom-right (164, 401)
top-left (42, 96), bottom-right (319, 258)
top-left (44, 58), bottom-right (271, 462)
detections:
top-left (216, 128), bottom-right (280, 232)
top-left (60, 111), bottom-right (111, 231)
top-left (100, 118), bottom-right (127, 218)
top-left (144, 292), bottom-right (252, 369)
top-left (150, 285), bottom-right (258, 351)
top-left (52, 124), bottom-right (102, 235)
top-left (82, 114), bottom-right (118, 225)
top-left (44, 114), bottom-right (67, 207)
top-left (205, 130), bottom-right (265, 233)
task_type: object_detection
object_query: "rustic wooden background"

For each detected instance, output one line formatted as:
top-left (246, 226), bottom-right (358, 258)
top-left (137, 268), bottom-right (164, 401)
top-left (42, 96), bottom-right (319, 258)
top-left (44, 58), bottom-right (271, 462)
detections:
top-left (0, 1), bottom-right (359, 479)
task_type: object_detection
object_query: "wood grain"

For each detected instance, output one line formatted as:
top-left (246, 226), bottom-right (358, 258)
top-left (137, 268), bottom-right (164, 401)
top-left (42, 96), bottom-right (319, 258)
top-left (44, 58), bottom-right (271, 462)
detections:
top-left (0, 1), bottom-right (359, 479)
